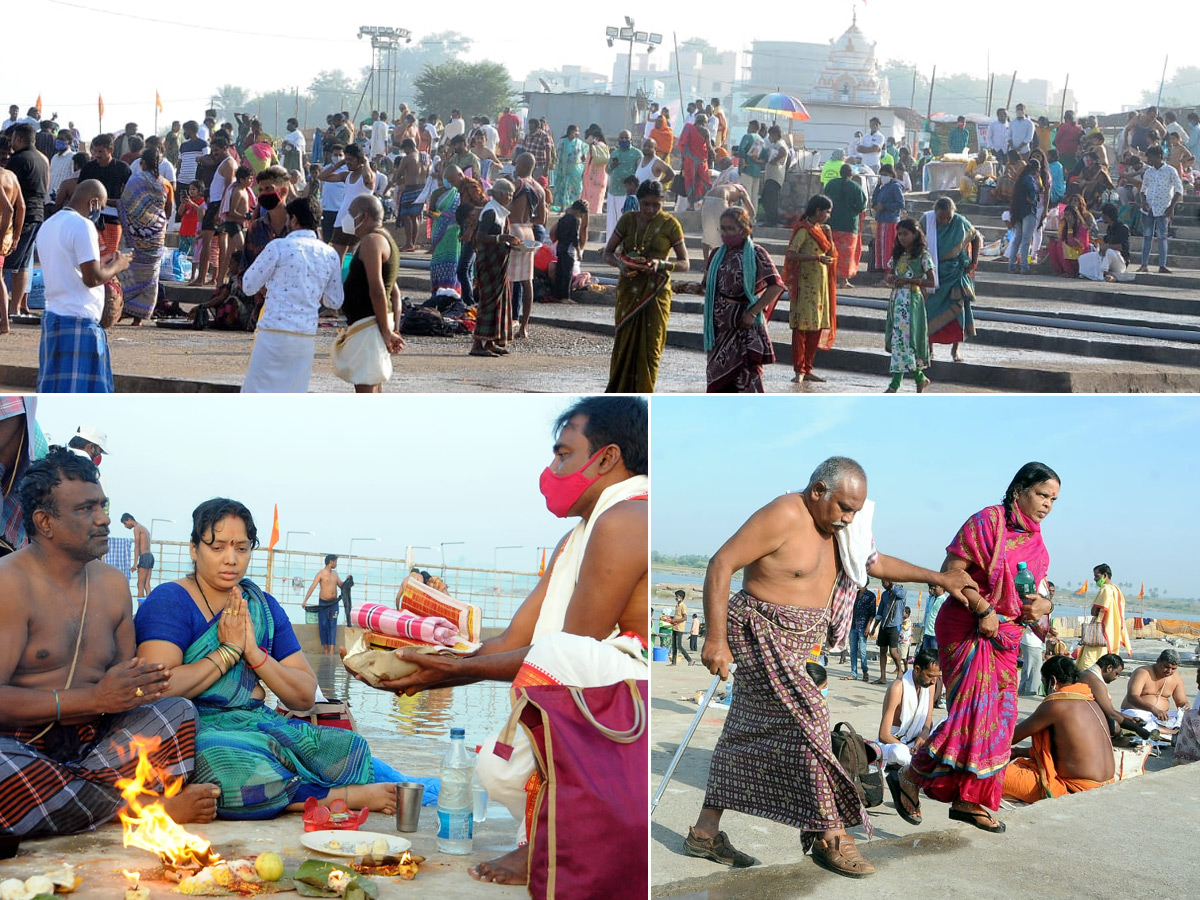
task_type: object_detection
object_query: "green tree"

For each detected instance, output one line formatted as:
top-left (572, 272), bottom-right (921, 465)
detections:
top-left (414, 60), bottom-right (516, 120)
top-left (678, 37), bottom-right (725, 66)
top-left (1139, 66), bottom-right (1200, 108)
top-left (212, 84), bottom-right (251, 120)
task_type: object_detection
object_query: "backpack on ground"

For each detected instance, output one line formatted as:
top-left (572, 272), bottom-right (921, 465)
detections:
top-left (830, 720), bottom-right (883, 808)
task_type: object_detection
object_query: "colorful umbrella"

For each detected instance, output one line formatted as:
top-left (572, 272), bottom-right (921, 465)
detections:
top-left (741, 92), bottom-right (810, 122)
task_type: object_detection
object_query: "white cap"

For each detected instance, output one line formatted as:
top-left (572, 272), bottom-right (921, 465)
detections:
top-left (75, 425), bottom-right (109, 453)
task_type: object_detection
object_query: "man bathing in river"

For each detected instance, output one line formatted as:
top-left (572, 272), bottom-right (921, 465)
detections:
top-left (0, 449), bottom-right (219, 835)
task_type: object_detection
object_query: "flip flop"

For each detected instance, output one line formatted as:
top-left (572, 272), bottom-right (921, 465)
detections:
top-left (886, 770), bottom-right (922, 825)
top-left (949, 807), bottom-right (1005, 833)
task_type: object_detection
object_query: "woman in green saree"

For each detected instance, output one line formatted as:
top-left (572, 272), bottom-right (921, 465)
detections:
top-left (602, 180), bottom-right (689, 392)
top-left (135, 498), bottom-right (398, 819)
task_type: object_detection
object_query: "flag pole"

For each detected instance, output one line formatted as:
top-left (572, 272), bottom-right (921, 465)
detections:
top-left (1005, 70), bottom-right (1017, 111)
top-left (1059, 74), bottom-right (1069, 122)
top-left (1156, 55), bottom-right (1169, 107)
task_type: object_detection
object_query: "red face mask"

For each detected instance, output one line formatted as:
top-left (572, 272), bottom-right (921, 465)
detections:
top-left (539, 447), bottom-right (607, 518)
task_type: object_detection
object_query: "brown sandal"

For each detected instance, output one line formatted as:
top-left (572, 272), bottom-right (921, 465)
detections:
top-left (810, 835), bottom-right (875, 878)
top-left (684, 828), bottom-right (756, 868)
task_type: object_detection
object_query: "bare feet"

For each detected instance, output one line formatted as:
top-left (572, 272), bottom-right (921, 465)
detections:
top-left (160, 783), bottom-right (221, 824)
top-left (345, 783), bottom-right (398, 814)
top-left (468, 846), bottom-right (529, 885)
top-left (516, 327), bottom-right (529, 339)
top-left (791, 373), bottom-right (804, 383)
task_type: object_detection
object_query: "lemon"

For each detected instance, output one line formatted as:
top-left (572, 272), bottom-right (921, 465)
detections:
top-left (254, 853), bottom-right (284, 882)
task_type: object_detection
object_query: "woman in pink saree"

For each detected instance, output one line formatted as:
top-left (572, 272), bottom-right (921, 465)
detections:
top-left (888, 462), bottom-right (1059, 833)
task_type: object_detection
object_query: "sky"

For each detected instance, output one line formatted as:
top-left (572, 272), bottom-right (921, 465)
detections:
top-left (651, 396), bottom-right (1200, 599)
top-left (32, 394), bottom-right (582, 574)
top-left (4, 0), bottom-right (1187, 132)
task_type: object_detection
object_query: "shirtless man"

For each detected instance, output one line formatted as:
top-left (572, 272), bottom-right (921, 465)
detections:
top-left (394, 138), bottom-right (426, 252)
top-left (215, 165), bottom-right (254, 285)
top-left (303, 555), bottom-right (343, 654)
top-left (1002, 655), bottom-right (1115, 804)
top-left (687, 456), bottom-right (975, 878)
top-left (1077, 653), bottom-right (1153, 739)
top-left (357, 396), bottom-right (649, 887)
top-left (120, 512), bottom-right (152, 599)
top-left (877, 647), bottom-right (940, 769)
top-left (1122, 650), bottom-right (1190, 734)
top-left (0, 449), bottom-right (219, 835)
top-left (0, 163), bottom-right (26, 333)
top-left (508, 153), bottom-right (545, 339)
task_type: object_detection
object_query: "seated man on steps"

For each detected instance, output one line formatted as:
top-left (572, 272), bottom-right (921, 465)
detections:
top-left (361, 396), bottom-right (649, 887)
top-left (1077, 653), bottom-right (1153, 740)
top-left (877, 647), bottom-right (940, 769)
top-left (1002, 656), bottom-right (1115, 804)
top-left (1121, 650), bottom-right (1189, 735)
top-left (0, 449), bottom-right (219, 836)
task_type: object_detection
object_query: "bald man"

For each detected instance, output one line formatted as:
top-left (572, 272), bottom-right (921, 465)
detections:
top-left (331, 194), bottom-right (404, 393)
top-left (36, 180), bottom-right (131, 392)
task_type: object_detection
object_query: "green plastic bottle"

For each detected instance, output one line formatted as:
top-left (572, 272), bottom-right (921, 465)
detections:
top-left (1014, 561), bottom-right (1035, 599)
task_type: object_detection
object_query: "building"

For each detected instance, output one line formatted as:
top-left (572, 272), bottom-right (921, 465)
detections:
top-left (809, 10), bottom-right (890, 106)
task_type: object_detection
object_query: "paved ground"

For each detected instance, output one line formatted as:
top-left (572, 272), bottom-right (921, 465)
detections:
top-left (650, 654), bottom-right (1195, 898)
top-left (1, 648), bottom-right (526, 900)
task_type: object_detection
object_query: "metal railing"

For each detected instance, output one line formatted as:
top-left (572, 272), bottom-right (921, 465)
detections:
top-left (135, 541), bottom-right (538, 629)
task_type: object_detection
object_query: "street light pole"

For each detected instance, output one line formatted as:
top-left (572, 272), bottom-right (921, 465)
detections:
top-left (606, 20), bottom-right (662, 133)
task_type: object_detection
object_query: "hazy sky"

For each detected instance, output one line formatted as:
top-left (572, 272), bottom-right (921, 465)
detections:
top-left (5, 1), bottom-right (1184, 131)
top-left (32, 394), bottom-right (582, 573)
top-left (651, 396), bottom-right (1200, 599)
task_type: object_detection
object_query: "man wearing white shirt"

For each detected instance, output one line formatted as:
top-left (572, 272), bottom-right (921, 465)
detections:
top-left (1009, 104), bottom-right (1034, 157)
top-left (476, 116), bottom-right (500, 153)
top-left (643, 103), bottom-right (660, 140)
top-left (35, 180), bottom-right (131, 393)
top-left (1, 105), bottom-right (20, 133)
top-left (240, 195), bottom-right (344, 393)
top-left (986, 108), bottom-right (1011, 158)
top-left (424, 115), bottom-right (441, 149)
top-left (856, 118), bottom-right (885, 172)
top-left (49, 131), bottom-right (78, 198)
top-left (443, 110), bottom-right (466, 142)
top-left (284, 118), bottom-right (307, 172)
top-left (369, 112), bottom-right (390, 160)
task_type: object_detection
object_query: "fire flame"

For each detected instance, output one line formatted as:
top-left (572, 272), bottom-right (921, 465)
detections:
top-left (122, 871), bottom-right (140, 886)
top-left (116, 736), bottom-right (221, 868)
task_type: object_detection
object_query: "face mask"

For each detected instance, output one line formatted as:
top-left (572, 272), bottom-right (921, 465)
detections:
top-left (618, 140), bottom-right (631, 150)
top-left (879, 175), bottom-right (892, 184)
top-left (820, 688), bottom-right (829, 698)
top-left (720, 233), bottom-right (744, 247)
top-left (331, 155), bottom-right (343, 164)
top-left (538, 447), bottom-right (607, 518)
top-left (258, 191), bottom-right (281, 210)
top-left (55, 139), bottom-right (69, 152)
top-left (91, 454), bottom-right (102, 466)
top-left (88, 206), bottom-right (103, 225)
top-left (442, 177), bottom-right (453, 190)
top-left (1095, 575), bottom-right (1106, 586)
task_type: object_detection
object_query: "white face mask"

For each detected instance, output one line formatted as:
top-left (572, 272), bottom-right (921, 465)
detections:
top-left (879, 175), bottom-right (892, 184)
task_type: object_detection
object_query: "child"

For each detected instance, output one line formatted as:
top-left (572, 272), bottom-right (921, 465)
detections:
top-left (898, 607), bottom-right (913, 671)
top-left (216, 164), bottom-right (255, 285)
top-left (621, 175), bottom-right (640, 214)
top-left (178, 181), bottom-right (205, 261)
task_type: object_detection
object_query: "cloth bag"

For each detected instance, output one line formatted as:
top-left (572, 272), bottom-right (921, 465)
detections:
top-left (275, 698), bottom-right (357, 731)
top-left (1081, 617), bottom-right (1107, 648)
top-left (494, 680), bottom-right (648, 900)
top-left (332, 316), bottom-right (393, 386)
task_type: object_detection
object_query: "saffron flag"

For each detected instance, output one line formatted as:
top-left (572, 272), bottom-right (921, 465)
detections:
top-left (537, 547), bottom-right (546, 576)
top-left (35, 95), bottom-right (42, 116)
top-left (98, 94), bottom-right (105, 119)
top-left (1138, 582), bottom-right (1145, 600)
top-left (1074, 580), bottom-right (1088, 596)
top-left (268, 504), bottom-right (280, 550)
top-left (155, 91), bottom-right (163, 113)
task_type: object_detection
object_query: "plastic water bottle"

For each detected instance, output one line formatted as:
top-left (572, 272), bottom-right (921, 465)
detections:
top-left (1014, 562), bottom-right (1036, 600)
top-left (436, 728), bottom-right (474, 854)
top-left (472, 746), bottom-right (488, 823)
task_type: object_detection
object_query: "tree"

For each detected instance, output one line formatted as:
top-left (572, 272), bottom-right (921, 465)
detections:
top-left (678, 37), bottom-right (725, 66)
top-left (413, 60), bottom-right (516, 120)
top-left (1139, 66), bottom-right (1200, 108)
top-left (212, 84), bottom-right (251, 120)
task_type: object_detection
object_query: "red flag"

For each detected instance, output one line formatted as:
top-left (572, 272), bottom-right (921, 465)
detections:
top-left (35, 95), bottom-right (42, 116)
top-left (1074, 580), bottom-right (1088, 596)
top-left (155, 91), bottom-right (163, 113)
top-left (268, 504), bottom-right (280, 550)
top-left (98, 94), bottom-right (105, 119)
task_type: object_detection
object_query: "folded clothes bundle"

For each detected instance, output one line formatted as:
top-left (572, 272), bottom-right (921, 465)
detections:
top-left (352, 603), bottom-right (459, 646)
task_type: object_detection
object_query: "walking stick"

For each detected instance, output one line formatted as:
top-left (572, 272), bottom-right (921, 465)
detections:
top-left (651, 671), bottom-right (726, 814)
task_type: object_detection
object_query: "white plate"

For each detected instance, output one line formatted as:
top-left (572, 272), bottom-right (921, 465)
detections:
top-left (300, 830), bottom-right (412, 858)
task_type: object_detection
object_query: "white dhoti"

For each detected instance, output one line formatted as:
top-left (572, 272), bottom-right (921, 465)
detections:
top-left (476, 631), bottom-right (647, 845)
top-left (880, 741), bottom-right (913, 768)
top-left (1122, 707), bottom-right (1184, 731)
top-left (1078, 249), bottom-right (1134, 282)
top-left (241, 329), bottom-right (316, 393)
top-left (331, 316), bottom-right (393, 387)
top-left (605, 191), bottom-right (625, 244)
